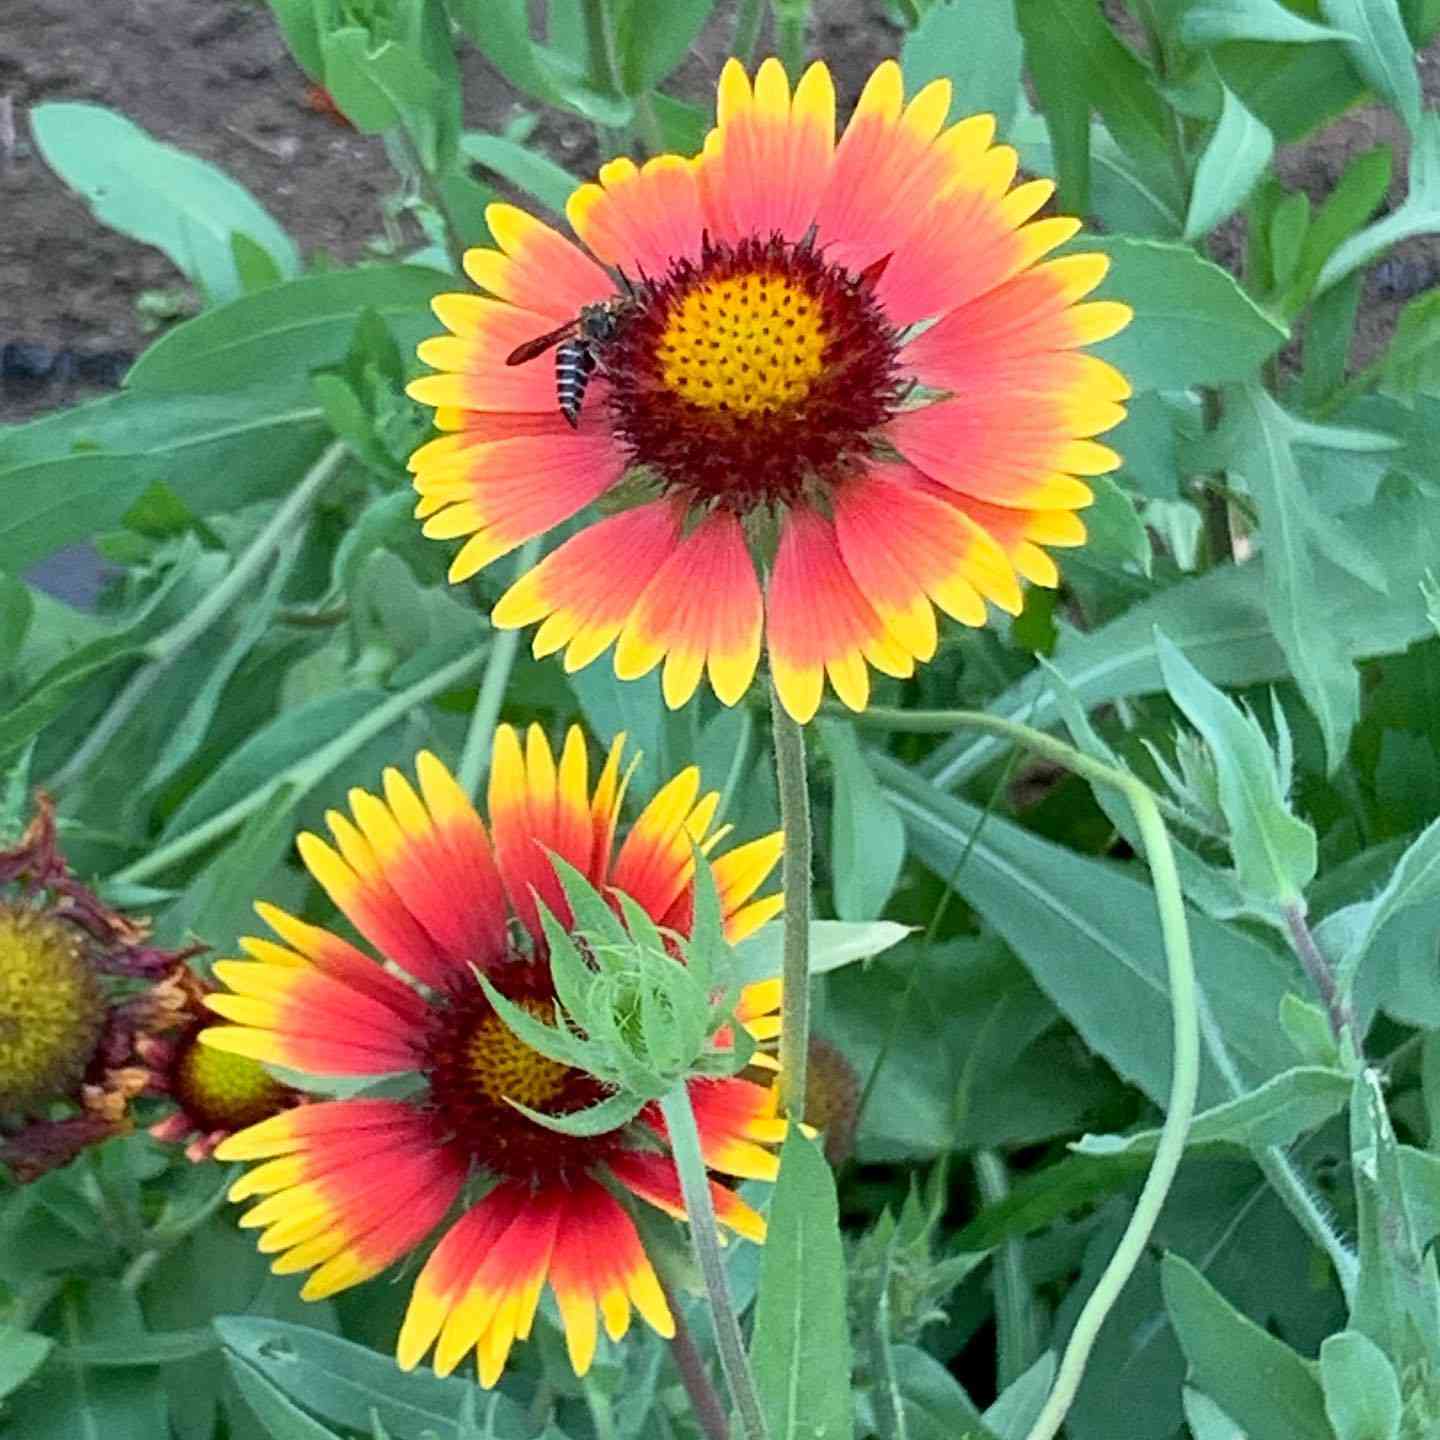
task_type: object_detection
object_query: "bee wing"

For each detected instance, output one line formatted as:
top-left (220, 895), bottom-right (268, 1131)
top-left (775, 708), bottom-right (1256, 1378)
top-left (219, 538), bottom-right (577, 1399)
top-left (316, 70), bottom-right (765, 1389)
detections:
top-left (506, 319), bottom-right (580, 366)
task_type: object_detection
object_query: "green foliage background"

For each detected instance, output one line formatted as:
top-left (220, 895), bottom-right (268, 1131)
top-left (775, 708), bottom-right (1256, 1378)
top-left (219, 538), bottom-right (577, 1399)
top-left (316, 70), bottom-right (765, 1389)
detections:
top-left (7, 1), bottom-right (1440, 1437)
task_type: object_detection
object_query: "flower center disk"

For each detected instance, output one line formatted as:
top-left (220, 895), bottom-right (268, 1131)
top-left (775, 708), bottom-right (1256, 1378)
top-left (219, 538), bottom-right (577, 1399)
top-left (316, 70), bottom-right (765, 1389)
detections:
top-left (173, 1033), bottom-right (291, 1135)
top-left (606, 234), bottom-right (902, 513)
top-left (421, 966), bottom-right (616, 1181)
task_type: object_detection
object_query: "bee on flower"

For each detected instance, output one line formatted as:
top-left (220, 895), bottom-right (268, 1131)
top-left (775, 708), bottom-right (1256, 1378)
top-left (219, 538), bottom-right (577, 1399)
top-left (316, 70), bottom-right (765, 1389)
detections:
top-left (201, 726), bottom-right (787, 1386)
top-left (408, 58), bottom-right (1131, 723)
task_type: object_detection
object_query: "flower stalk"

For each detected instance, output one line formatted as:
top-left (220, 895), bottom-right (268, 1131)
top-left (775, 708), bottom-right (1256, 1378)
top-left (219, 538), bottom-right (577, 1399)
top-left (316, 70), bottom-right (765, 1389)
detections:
top-left (659, 1083), bottom-right (771, 1440)
top-left (770, 680), bottom-right (812, 1119)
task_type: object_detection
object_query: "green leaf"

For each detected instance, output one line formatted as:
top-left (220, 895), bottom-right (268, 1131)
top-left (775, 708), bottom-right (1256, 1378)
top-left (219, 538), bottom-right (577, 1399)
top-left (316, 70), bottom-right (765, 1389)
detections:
top-left (735, 919), bottom-right (912, 985)
top-left (1348, 1069), bottom-right (1440, 1372)
top-left (1161, 1254), bottom-right (1332, 1440)
top-left (875, 757), bottom-right (1300, 1107)
top-left (505, 1089), bottom-right (648, 1137)
top-left (267, 0), bottom-right (325, 79)
top-left (1281, 145), bottom-right (1391, 312)
top-left (60, 1328), bottom-right (218, 1367)
top-left (30, 103), bottom-right (298, 305)
top-left (1183, 1388), bottom-right (1247, 1440)
top-left (750, 1132), bottom-right (853, 1440)
top-left (922, 477), bottom-right (1440, 791)
top-left (215, 1318), bottom-right (530, 1440)
top-left (2, 1283), bottom-right (168, 1440)
top-left (1185, 85), bottom-right (1275, 239)
top-left (1073, 1065), bottom-right (1351, 1156)
top-left (1321, 112), bottom-right (1440, 291)
top-left (1320, 1332), bottom-right (1402, 1440)
top-left (1380, 288), bottom-right (1440, 396)
top-left (232, 231), bottom-right (286, 294)
top-left (1087, 237), bottom-right (1287, 390)
top-left (227, 1353), bottom-right (346, 1439)
top-left (883, 1345), bottom-right (998, 1440)
top-left (0, 1326), bottom-right (53, 1400)
top-left (982, 1352), bottom-right (1057, 1439)
top-left (125, 266), bottom-right (450, 393)
top-left (1082, 474), bottom-right (1152, 576)
top-left (614, 0), bottom-right (716, 94)
top-left (460, 133), bottom-right (578, 217)
top-left (902, 0), bottom-right (1025, 131)
top-left (1013, 0), bottom-right (1178, 214)
top-left (0, 572), bottom-right (35, 673)
top-left (1328, 815), bottom-right (1440, 993)
top-left (1156, 629), bottom-right (1317, 910)
top-left (1222, 382), bottom-right (1359, 768)
top-left (1318, 0), bottom-right (1422, 129)
top-left (1180, 0), bottom-right (1354, 44)
top-left (821, 720), bottom-right (906, 922)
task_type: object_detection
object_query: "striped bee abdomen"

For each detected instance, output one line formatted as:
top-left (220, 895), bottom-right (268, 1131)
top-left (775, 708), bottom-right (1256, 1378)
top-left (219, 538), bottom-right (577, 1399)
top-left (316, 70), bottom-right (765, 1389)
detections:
top-left (555, 338), bottom-right (599, 429)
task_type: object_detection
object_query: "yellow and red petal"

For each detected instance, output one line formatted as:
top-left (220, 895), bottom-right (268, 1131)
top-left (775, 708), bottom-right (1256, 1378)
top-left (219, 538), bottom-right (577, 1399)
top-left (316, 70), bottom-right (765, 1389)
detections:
top-left (548, 1179), bottom-right (674, 1377)
top-left (697, 58), bottom-right (834, 246)
top-left (202, 947), bottom-right (424, 1078)
top-left (608, 1148), bottom-right (767, 1244)
top-left (834, 464), bottom-right (1029, 634)
top-left (613, 508), bottom-right (764, 709)
top-left (408, 300), bottom-right (567, 414)
top-left (488, 724), bottom-right (598, 944)
top-left (890, 397), bottom-right (1115, 514)
top-left (567, 154), bottom-right (706, 275)
top-left (295, 767), bottom-right (505, 995)
top-left (491, 501), bottom-right (686, 675)
top-left (217, 1101), bottom-right (465, 1301)
top-left (462, 204), bottom-right (612, 322)
top-left (588, 732), bottom-right (635, 890)
top-left (608, 765), bottom-right (722, 925)
top-left (765, 504), bottom-right (914, 724)
top-left (413, 424), bottom-right (629, 584)
top-left (892, 253), bottom-right (1128, 377)
top-left (811, 63), bottom-right (978, 291)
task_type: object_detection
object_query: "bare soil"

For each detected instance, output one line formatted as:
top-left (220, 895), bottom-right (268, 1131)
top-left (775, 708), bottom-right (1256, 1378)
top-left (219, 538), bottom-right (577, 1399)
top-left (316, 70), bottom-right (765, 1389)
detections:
top-left (2, 0), bottom-right (1438, 425)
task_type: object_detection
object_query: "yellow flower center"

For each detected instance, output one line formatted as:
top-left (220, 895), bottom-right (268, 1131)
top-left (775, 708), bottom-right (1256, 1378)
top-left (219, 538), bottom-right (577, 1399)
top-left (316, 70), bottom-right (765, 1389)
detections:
top-left (0, 905), bottom-right (103, 1112)
top-left (176, 1033), bottom-right (291, 1132)
top-left (464, 999), bottom-right (571, 1110)
top-left (657, 272), bottom-right (829, 416)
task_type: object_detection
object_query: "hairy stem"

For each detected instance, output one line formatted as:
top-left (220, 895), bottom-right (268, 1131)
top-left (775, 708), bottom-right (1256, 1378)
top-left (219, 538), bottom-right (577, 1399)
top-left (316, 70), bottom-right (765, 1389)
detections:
top-left (457, 538), bottom-right (542, 798)
top-left (663, 1282), bottom-right (731, 1440)
top-left (1283, 901), bottom-right (1357, 1053)
top-left (660, 1085), bottom-right (769, 1440)
top-left (770, 682), bottom-right (812, 1118)
top-left (50, 441), bottom-right (347, 794)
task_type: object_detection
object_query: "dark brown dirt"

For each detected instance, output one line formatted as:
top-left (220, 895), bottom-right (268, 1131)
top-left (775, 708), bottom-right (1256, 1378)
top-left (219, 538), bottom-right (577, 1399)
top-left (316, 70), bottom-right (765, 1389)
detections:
top-left (2, 0), bottom-right (1437, 425)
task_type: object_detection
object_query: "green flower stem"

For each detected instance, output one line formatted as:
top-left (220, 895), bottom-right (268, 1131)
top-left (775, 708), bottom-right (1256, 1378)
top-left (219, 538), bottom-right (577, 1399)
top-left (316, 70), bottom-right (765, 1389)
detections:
top-left (732, 0), bottom-right (765, 64)
top-left (457, 538), bottom-right (542, 799)
top-left (822, 704), bottom-right (1199, 1440)
top-left (49, 441), bottom-right (348, 795)
top-left (110, 647), bottom-right (484, 886)
top-left (769, 681), bottom-right (812, 1120)
top-left (659, 1084), bottom-right (770, 1440)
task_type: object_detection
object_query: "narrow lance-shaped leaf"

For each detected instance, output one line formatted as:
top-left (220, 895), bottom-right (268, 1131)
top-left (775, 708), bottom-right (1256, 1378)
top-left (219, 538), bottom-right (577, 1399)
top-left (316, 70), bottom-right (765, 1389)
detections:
top-left (1185, 85), bottom-right (1275, 240)
top-left (750, 1133), bottom-right (854, 1440)
top-left (1318, 0), bottom-right (1423, 130)
top-left (1180, 0), bottom-right (1355, 45)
